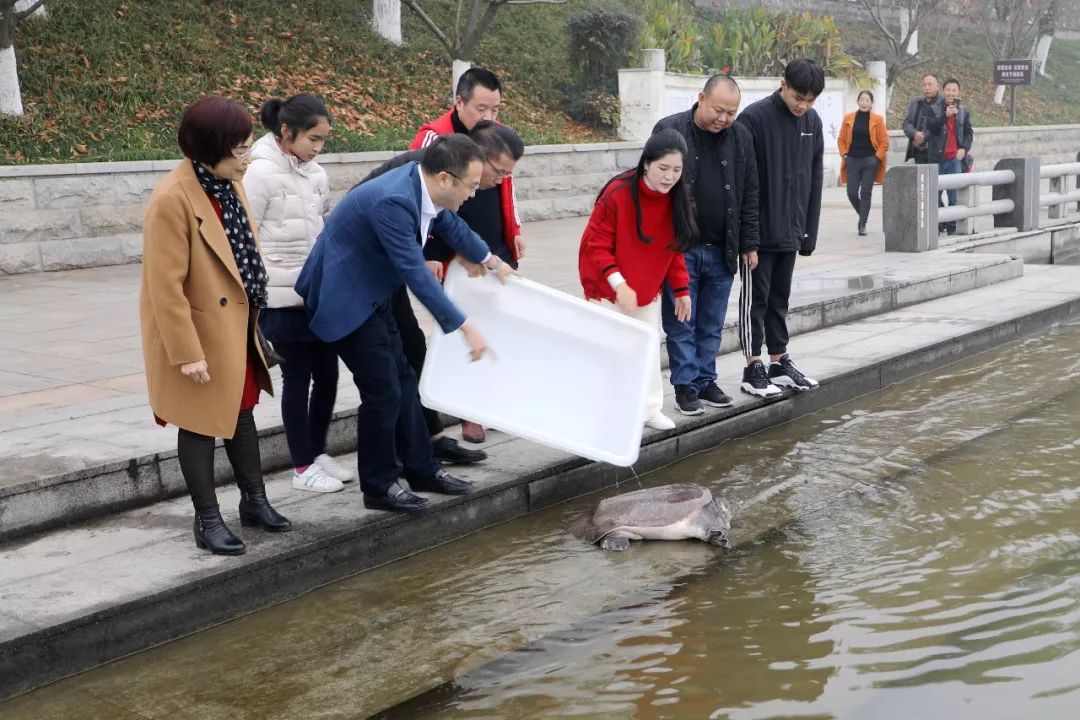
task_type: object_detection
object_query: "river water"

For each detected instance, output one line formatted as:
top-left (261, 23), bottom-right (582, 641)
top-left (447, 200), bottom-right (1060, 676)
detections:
top-left (6, 325), bottom-right (1080, 719)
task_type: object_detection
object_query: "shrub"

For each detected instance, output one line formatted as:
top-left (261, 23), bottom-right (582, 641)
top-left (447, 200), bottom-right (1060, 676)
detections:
top-left (563, 5), bottom-right (640, 131)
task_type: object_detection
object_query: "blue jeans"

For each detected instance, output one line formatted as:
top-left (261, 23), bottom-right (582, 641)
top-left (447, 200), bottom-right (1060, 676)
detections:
top-left (661, 244), bottom-right (735, 389)
top-left (939, 157), bottom-right (963, 230)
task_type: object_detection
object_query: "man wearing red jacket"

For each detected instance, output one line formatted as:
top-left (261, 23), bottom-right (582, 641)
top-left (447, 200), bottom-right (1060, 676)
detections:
top-left (410, 67), bottom-right (523, 444)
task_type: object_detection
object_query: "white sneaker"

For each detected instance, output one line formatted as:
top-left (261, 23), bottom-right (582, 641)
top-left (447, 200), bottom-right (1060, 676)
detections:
top-left (315, 453), bottom-right (355, 483)
top-left (644, 412), bottom-right (676, 430)
top-left (292, 464), bottom-right (345, 493)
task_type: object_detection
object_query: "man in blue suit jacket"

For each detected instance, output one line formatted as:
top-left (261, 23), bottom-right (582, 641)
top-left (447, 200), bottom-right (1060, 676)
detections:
top-left (296, 135), bottom-right (512, 512)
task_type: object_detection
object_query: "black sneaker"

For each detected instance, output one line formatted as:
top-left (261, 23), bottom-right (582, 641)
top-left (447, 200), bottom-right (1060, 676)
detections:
top-left (674, 385), bottom-right (704, 415)
top-left (698, 382), bottom-right (733, 408)
top-left (768, 354), bottom-right (819, 391)
top-left (740, 361), bottom-right (782, 398)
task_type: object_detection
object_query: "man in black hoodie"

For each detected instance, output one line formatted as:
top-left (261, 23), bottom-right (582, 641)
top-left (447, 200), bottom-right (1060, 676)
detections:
top-left (735, 58), bottom-right (824, 397)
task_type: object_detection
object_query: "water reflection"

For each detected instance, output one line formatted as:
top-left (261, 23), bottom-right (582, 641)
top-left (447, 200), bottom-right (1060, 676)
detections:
top-left (6, 325), bottom-right (1080, 720)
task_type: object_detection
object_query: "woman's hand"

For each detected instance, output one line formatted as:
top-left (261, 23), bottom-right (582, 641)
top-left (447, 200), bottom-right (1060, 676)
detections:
top-left (675, 295), bottom-right (692, 323)
top-left (614, 283), bottom-right (638, 315)
top-left (181, 360), bottom-right (210, 384)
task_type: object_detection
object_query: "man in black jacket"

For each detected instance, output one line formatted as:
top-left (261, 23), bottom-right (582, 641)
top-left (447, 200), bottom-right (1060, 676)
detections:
top-left (938, 77), bottom-right (974, 234)
top-left (902, 74), bottom-right (947, 165)
top-left (735, 58), bottom-right (824, 397)
top-left (652, 74), bottom-right (760, 415)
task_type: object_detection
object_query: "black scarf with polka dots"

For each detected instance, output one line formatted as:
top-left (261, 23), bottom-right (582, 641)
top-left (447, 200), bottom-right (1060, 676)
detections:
top-left (193, 160), bottom-right (268, 308)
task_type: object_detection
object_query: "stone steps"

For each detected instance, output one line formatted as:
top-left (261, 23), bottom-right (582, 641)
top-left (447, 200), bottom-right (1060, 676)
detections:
top-left (2, 264), bottom-right (1078, 702)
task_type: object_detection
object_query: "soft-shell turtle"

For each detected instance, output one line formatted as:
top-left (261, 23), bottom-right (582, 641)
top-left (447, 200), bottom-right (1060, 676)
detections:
top-left (568, 483), bottom-right (735, 551)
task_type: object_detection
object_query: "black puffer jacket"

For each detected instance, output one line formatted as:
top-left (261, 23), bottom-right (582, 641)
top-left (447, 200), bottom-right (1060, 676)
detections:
top-left (653, 105), bottom-right (759, 274)
top-left (735, 91), bottom-right (824, 255)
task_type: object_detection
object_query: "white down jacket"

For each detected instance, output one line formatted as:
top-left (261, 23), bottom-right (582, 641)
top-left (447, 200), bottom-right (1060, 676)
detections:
top-left (243, 132), bottom-right (331, 308)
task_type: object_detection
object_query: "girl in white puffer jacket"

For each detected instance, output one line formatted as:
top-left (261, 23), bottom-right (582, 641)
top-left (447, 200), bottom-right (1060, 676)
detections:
top-left (244, 94), bottom-right (351, 494)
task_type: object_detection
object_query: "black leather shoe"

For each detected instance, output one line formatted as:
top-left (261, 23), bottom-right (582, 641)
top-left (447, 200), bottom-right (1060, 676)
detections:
top-left (432, 436), bottom-right (487, 464)
top-left (239, 488), bottom-right (292, 532)
top-left (193, 509), bottom-right (246, 555)
top-left (363, 482), bottom-right (429, 512)
top-left (408, 468), bottom-right (473, 495)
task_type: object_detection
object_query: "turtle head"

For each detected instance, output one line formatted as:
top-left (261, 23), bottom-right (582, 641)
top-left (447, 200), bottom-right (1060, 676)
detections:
top-left (705, 497), bottom-right (739, 548)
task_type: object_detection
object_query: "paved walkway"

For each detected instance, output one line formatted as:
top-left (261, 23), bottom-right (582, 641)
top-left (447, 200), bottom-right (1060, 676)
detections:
top-left (0, 186), bottom-right (1001, 487)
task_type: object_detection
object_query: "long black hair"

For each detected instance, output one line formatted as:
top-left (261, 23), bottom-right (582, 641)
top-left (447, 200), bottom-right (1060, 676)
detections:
top-left (259, 94), bottom-right (332, 140)
top-left (594, 128), bottom-right (698, 251)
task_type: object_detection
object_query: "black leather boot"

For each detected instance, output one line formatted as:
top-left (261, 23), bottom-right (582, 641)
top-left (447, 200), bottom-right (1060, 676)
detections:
top-left (227, 409), bottom-right (292, 532)
top-left (239, 487), bottom-right (292, 532)
top-left (194, 509), bottom-right (246, 555)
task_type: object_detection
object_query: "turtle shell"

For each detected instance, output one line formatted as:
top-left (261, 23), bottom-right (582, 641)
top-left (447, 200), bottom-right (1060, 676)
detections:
top-left (568, 484), bottom-right (714, 544)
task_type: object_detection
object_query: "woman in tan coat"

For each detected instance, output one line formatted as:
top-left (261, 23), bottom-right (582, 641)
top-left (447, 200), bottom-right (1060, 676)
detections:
top-left (140, 96), bottom-right (291, 556)
top-left (838, 89), bottom-right (890, 236)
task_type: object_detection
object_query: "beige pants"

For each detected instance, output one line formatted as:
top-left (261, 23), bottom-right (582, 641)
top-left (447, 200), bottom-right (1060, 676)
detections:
top-left (591, 297), bottom-right (664, 420)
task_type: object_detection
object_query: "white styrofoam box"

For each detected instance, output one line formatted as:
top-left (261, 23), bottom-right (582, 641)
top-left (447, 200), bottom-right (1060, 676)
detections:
top-left (419, 264), bottom-right (657, 467)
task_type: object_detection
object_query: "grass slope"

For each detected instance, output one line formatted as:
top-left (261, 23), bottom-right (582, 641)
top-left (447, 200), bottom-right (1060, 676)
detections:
top-left (0, 0), bottom-right (606, 164)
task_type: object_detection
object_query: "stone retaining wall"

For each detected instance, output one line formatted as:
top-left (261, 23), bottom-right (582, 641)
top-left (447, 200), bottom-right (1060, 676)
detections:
top-left (2, 127), bottom-right (1079, 275)
top-left (0, 142), bottom-right (644, 275)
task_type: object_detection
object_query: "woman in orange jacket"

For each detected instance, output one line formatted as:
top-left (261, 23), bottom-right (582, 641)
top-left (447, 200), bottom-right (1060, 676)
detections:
top-left (838, 90), bottom-right (889, 236)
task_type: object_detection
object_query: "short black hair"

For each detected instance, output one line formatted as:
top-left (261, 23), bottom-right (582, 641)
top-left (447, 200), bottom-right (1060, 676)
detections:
top-left (259, 94), bottom-right (332, 140)
top-left (493, 124), bottom-right (524, 160)
top-left (177, 96), bottom-right (252, 165)
top-left (783, 58), bottom-right (825, 98)
top-left (923, 73), bottom-right (940, 84)
top-left (469, 120), bottom-right (511, 162)
top-left (702, 73), bottom-right (739, 97)
top-left (456, 67), bottom-right (502, 103)
top-left (858, 89), bottom-right (874, 103)
top-left (421, 134), bottom-right (485, 177)
top-left (943, 77), bottom-right (961, 89)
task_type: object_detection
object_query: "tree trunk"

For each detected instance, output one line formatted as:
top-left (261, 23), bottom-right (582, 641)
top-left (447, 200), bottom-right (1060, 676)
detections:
top-left (0, 44), bottom-right (23, 116)
top-left (1035, 33), bottom-right (1054, 76)
top-left (14, 0), bottom-right (45, 19)
top-left (452, 58), bottom-right (471, 99)
top-left (372, 0), bottom-right (401, 46)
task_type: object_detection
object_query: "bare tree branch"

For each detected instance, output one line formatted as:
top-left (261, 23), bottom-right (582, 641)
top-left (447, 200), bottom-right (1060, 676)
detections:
top-left (401, 0), bottom-right (454, 55)
top-left (13, 0), bottom-right (44, 21)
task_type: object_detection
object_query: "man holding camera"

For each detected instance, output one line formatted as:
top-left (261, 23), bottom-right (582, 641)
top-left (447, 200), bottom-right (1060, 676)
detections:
top-left (938, 77), bottom-right (974, 235)
top-left (902, 74), bottom-right (947, 166)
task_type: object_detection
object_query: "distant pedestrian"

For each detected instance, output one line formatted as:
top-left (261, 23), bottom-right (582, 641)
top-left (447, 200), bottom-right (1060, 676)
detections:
top-left (652, 74), bottom-right (760, 417)
top-left (140, 96), bottom-right (290, 556)
top-left (838, 89), bottom-right (889, 236)
top-left (244, 93), bottom-right (355, 494)
top-left (579, 129), bottom-right (697, 432)
top-left (938, 78), bottom-right (974, 235)
top-left (735, 59), bottom-right (824, 397)
top-left (902, 74), bottom-right (946, 166)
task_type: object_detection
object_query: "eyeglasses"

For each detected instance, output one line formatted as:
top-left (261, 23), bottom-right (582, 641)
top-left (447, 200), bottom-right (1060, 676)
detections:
top-left (485, 158), bottom-right (512, 180)
top-left (446, 172), bottom-right (480, 192)
top-left (230, 145), bottom-right (253, 160)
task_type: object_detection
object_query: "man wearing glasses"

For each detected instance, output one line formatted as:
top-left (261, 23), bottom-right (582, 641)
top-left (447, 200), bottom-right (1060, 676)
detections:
top-left (296, 135), bottom-right (513, 513)
top-left (411, 67), bottom-right (524, 445)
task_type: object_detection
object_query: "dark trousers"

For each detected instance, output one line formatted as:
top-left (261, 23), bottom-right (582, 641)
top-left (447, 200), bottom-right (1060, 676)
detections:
top-left (391, 286), bottom-right (444, 436)
top-left (275, 338), bottom-right (338, 468)
top-left (177, 409), bottom-right (262, 513)
top-left (333, 301), bottom-right (440, 496)
top-left (845, 155), bottom-right (878, 227)
top-left (747, 250), bottom-right (796, 358)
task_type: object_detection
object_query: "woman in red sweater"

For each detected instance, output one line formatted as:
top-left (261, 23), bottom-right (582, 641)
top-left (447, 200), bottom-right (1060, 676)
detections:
top-left (579, 129), bottom-right (698, 431)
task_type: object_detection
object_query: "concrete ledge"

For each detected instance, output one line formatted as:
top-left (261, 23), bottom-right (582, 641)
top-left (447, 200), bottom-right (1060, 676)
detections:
top-left (0, 252), bottom-right (1022, 540)
top-left (2, 268), bottom-right (1080, 700)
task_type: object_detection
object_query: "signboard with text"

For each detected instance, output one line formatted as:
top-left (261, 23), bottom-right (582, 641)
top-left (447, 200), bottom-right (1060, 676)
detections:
top-left (994, 59), bottom-right (1033, 85)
